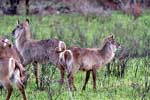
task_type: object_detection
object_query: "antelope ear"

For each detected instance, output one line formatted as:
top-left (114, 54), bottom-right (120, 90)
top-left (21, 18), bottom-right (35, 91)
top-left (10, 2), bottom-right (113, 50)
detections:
top-left (17, 19), bottom-right (20, 25)
top-left (26, 18), bottom-right (30, 24)
top-left (110, 34), bottom-right (114, 39)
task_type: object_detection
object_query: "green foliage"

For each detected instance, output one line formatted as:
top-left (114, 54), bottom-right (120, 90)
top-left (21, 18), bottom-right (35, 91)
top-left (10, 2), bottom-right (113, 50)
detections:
top-left (0, 12), bottom-right (150, 100)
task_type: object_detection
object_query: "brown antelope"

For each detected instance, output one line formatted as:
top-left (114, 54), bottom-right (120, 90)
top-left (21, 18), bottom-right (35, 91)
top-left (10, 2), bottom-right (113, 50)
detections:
top-left (0, 37), bottom-right (27, 100)
top-left (0, 37), bottom-right (29, 86)
top-left (58, 35), bottom-right (120, 90)
top-left (0, 38), bottom-right (24, 70)
top-left (11, 19), bottom-right (66, 88)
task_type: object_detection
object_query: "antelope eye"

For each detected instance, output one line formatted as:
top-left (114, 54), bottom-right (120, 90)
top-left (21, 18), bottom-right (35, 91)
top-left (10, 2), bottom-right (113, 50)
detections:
top-left (17, 25), bottom-right (20, 28)
top-left (111, 40), bottom-right (114, 44)
top-left (17, 25), bottom-right (24, 29)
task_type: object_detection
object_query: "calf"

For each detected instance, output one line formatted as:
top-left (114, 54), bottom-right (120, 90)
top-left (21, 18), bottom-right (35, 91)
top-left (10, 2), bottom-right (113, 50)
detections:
top-left (0, 37), bottom-right (27, 100)
top-left (0, 37), bottom-right (29, 86)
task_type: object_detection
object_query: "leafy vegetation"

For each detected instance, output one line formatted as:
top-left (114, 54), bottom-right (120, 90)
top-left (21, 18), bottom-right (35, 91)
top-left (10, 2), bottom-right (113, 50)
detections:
top-left (0, 11), bottom-right (150, 100)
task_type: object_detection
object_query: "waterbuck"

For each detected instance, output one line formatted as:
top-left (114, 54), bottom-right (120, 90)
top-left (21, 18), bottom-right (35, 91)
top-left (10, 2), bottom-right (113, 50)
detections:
top-left (0, 37), bottom-right (29, 85)
top-left (58, 35), bottom-right (120, 90)
top-left (0, 37), bottom-right (24, 72)
top-left (0, 37), bottom-right (28, 100)
top-left (11, 19), bottom-right (66, 88)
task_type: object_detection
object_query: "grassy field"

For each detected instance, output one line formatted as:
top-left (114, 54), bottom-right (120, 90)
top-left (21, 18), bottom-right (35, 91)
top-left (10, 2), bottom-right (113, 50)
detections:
top-left (0, 11), bottom-right (150, 100)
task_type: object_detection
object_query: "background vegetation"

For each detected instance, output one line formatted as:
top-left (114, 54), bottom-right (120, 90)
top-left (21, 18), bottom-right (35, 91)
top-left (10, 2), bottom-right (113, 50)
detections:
top-left (0, 11), bottom-right (150, 100)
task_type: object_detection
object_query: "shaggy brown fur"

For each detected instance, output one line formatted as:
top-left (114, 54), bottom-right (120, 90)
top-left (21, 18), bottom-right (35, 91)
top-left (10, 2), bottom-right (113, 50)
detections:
top-left (12, 19), bottom-right (66, 88)
top-left (0, 37), bottom-right (21, 62)
top-left (0, 37), bottom-right (27, 100)
top-left (0, 38), bottom-right (24, 74)
top-left (59, 35), bottom-right (120, 90)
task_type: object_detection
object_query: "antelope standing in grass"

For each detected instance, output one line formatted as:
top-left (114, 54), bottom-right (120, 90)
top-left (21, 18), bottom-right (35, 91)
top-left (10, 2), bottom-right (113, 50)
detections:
top-left (11, 19), bottom-right (66, 88)
top-left (59, 35), bottom-right (120, 90)
top-left (0, 37), bottom-right (28, 100)
top-left (0, 38), bottom-right (24, 73)
top-left (0, 37), bottom-right (29, 86)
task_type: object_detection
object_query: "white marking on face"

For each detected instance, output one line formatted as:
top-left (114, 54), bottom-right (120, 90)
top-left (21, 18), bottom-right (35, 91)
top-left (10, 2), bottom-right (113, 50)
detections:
top-left (3, 39), bottom-right (11, 47)
top-left (109, 43), bottom-right (117, 53)
top-left (3, 43), bottom-right (7, 47)
top-left (14, 29), bottom-right (24, 39)
top-left (4, 39), bottom-right (9, 42)
top-left (14, 29), bottom-right (24, 51)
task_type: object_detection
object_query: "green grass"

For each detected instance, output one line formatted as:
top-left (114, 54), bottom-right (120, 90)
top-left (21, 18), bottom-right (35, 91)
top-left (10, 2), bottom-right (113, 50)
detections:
top-left (0, 12), bottom-right (150, 100)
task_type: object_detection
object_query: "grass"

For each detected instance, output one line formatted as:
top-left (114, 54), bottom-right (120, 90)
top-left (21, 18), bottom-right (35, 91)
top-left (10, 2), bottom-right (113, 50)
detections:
top-left (0, 11), bottom-right (150, 100)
